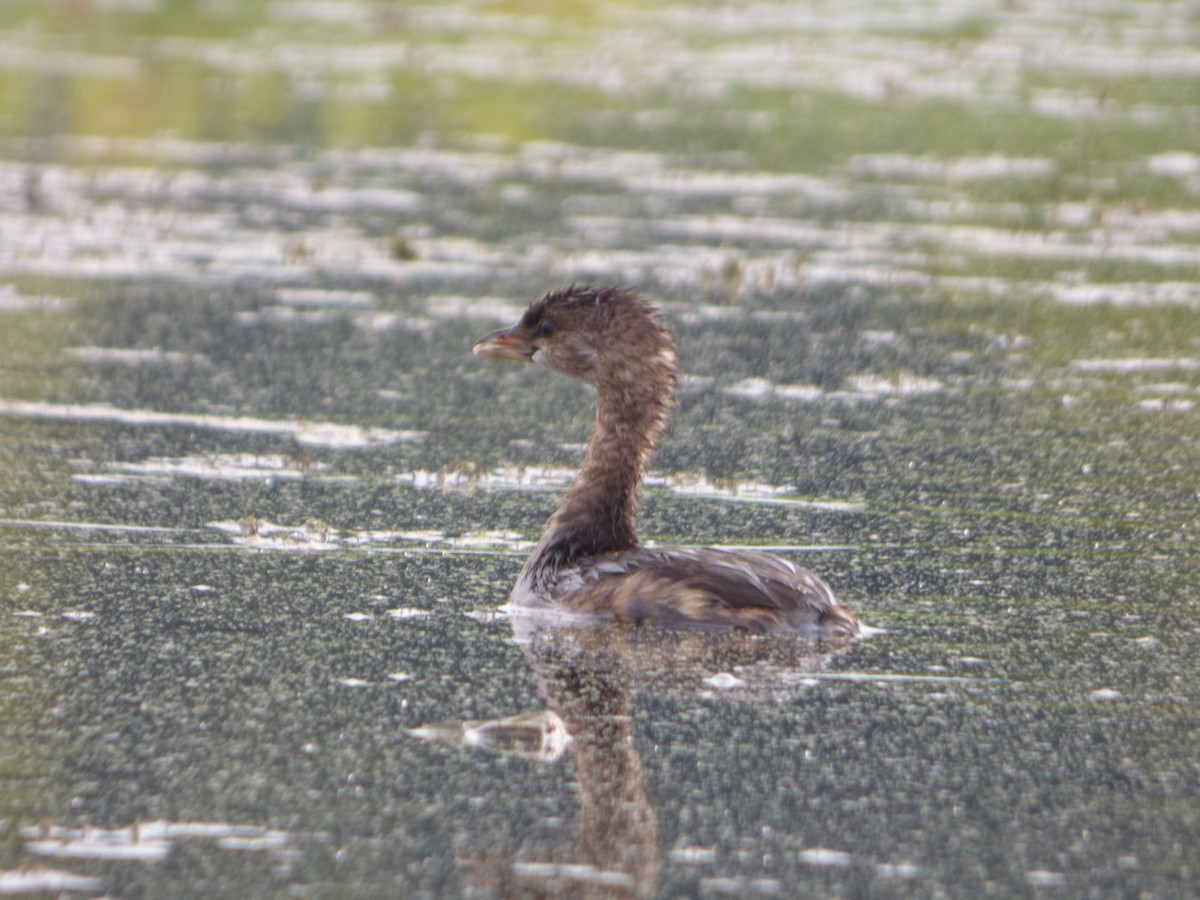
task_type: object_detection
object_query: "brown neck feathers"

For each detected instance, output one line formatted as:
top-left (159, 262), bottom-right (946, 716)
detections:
top-left (523, 340), bottom-right (676, 581)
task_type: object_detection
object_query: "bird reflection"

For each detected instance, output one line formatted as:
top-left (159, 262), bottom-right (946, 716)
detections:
top-left (412, 619), bottom-right (856, 898)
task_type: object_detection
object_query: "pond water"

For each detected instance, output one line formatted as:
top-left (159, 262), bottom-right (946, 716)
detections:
top-left (1, 1), bottom-right (1198, 896)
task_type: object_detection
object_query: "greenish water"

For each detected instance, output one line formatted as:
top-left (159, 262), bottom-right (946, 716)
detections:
top-left (1, 1), bottom-right (1198, 897)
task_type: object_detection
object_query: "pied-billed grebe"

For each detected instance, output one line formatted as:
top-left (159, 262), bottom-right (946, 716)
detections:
top-left (473, 285), bottom-right (861, 637)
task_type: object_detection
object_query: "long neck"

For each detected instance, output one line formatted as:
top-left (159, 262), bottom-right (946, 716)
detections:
top-left (522, 375), bottom-right (672, 584)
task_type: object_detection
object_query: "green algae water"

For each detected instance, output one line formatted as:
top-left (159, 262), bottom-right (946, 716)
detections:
top-left (0, 1), bottom-right (1197, 896)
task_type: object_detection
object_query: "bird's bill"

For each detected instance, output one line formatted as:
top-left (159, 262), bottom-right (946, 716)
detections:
top-left (472, 326), bottom-right (534, 362)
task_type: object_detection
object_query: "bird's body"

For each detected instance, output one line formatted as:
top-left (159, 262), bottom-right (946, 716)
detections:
top-left (473, 285), bottom-right (860, 638)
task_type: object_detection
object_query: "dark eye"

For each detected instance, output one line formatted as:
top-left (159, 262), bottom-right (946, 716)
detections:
top-left (535, 318), bottom-right (556, 338)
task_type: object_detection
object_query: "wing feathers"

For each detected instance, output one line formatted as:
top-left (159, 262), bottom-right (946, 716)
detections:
top-left (553, 547), bottom-right (858, 637)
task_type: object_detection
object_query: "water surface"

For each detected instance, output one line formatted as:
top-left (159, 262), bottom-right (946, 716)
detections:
top-left (1, 1), bottom-right (1198, 896)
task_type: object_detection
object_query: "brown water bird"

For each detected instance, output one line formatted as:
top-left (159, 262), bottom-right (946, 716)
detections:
top-left (473, 285), bottom-right (861, 637)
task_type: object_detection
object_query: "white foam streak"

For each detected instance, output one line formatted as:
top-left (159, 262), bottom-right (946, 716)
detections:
top-left (275, 288), bottom-right (375, 307)
top-left (68, 346), bottom-right (208, 365)
top-left (21, 820), bottom-right (315, 864)
top-left (510, 862), bottom-right (634, 889)
top-left (847, 154), bottom-right (1056, 182)
top-left (100, 454), bottom-right (338, 482)
top-left (0, 285), bottom-right (73, 313)
top-left (1070, 358), bottom-right (1200, 373)
top-left (0, 518), bottom-right (196, 536)
top-left (0, 399), bottom-right (422, 448)
top-left (0, 869), bottom-right (102, 894)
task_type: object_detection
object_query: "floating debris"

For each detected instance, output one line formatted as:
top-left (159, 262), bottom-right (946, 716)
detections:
top-left (411, 710), bottom-right (572, 762)
top-left (1025, 870), bottom-right (1067, 887)
top-left (703, 672), bottom-right (745, 689)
